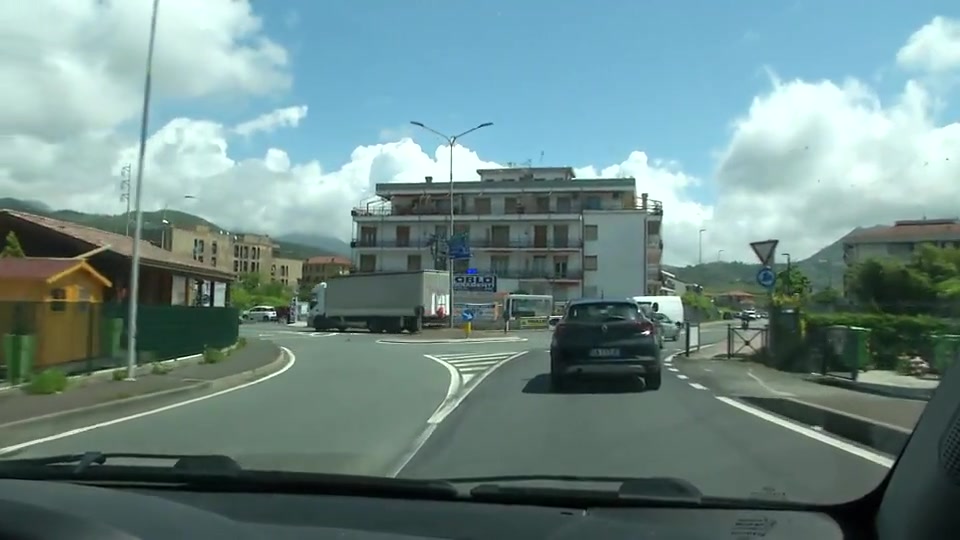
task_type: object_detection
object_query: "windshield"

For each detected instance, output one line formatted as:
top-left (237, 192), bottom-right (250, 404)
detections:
top-left (0, 0), bottom-right (949, 511)
top-left (567, 302), bottom-right (640, 322)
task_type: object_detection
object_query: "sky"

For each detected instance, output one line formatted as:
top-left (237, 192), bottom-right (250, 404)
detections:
top-left (2, 0), bottom-right (960, 266)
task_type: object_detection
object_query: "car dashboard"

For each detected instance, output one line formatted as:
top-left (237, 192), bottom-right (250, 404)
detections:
top-left (0, 478), bottom-right (849, 539)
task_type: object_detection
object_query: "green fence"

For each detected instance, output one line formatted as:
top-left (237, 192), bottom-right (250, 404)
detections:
top-left (104, 303), bottom-right (240, 360)
top-left (0, 301), bottom-right (239, 382)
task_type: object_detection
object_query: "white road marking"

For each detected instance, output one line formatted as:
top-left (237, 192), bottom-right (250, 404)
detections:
top-left (689, 382), bottom-right (708, 390)
top-left (676, 374), bottom-right (688, 380)
top-left (377, 337), bottom-right (528, 345)
top-left (747, 370), bottom-right (796, 397)
top-left (0, 347), bottom-right (298, 456)
top-left (390, 350), bottom-right (528, 476)
top-left (715, 396), bottom-right (894, 468)
top-left (667, 367), bottom-right (679, 373)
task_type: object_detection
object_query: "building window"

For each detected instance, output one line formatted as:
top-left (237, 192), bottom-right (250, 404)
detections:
top-left (234, 245), bottom-right (240, 257)
top-left (407, 254), bottom-right (422, 271)
top-left (584, 225), bottom-right (598, 241)
top-left (491, 255), bottom-right (510, 275)
top-left (584, 256), bottom-right (598, 271)
top-left (359, 254), bottom-right (376, 272)
top-left (50, 287), bottom-right (67, 312)
top-left (212, 241), bottom-right (218, 255)
top-left (233, 260), bottom-right (239, 272)
top-left (211, 257), bottom-right (217, 267)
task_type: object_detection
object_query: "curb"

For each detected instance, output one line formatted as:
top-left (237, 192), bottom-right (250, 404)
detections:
top-left (739, 395), bottom-right (911, 456)
top-left (804, 374), bottom-right (935, 401)
top-left (0, 345), bottom-right (290, 451)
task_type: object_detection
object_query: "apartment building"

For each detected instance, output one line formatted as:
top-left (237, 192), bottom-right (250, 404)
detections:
top-left (843, 219), bottom-right (960, 265)
top-left (351, 166), bottom-right (664, 301)
top-left (158, 225), bottom-right (303, 286)
top-left (301, 256), bottom-right (352, 289)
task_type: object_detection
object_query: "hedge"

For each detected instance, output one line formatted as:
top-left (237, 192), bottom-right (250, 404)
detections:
top-left (804, 312), bottom-right (960, 370)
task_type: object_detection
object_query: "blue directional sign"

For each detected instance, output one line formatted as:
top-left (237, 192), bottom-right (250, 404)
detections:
top-left (756, 266), bottom-right (776, 289)
top-left (461, 309), bottom-right (474, 322)
top-left (447, 233), bottom-right (471, 260)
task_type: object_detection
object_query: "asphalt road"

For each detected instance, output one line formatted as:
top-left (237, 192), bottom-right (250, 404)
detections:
top-left (397, 321), bottom-right (891, 505)
top-left (4, 324), bottom-right (451, 475)
top-left (5, 320), bottom-right (891, 505)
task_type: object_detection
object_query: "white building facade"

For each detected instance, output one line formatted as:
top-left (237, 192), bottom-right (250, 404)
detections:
top-left (350, 167), bottom-right (664, 301)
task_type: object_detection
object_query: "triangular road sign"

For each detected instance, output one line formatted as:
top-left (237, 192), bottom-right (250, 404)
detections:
top-left (750, 239), bottom-right (779, 266)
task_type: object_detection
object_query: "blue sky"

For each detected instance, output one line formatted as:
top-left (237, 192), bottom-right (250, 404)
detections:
top-left (172, 0), bottom-right (955, 208)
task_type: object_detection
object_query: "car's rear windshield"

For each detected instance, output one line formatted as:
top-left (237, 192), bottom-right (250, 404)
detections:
top-left (566, 302), bottom-right (639, 322)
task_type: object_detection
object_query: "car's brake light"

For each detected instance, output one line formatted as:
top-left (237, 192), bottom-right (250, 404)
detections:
top-left (636, 321), bottom-right (655, 335)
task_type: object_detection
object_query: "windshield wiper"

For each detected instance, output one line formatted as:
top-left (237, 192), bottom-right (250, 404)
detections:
top-left (0, 451), bottom-right (459, 500)
top-left (447, 475), bottom-right (811, 509)
top-left (0, 452), bottom-right (243, 474)
top-left (445, 474), bottom-right (703, 505)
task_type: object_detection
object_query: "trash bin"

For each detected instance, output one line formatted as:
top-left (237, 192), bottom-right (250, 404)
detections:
top-left (930, 334), bottom-right (960, 375)
top-left (846, 326), bottom-right (871, 378)
top-left (3, 333), bottom-right (36, 385)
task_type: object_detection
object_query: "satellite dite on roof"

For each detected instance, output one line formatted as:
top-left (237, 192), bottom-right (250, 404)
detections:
top-left (749, 239), bottom-right (779, 266)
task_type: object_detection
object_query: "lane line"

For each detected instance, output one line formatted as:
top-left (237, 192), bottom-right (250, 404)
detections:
top-left (421, 355), bottom-right (463, 423)
top-left (747, 370), bottom-right (796, 397)
top-left (715, 396), bottom-right (894, 468)
top-left (689, 382), bottom-right (708, 390)
top-left (676, 374), bottom-right (689, 380)
top-left (0, 347), bottom-right (298, 456)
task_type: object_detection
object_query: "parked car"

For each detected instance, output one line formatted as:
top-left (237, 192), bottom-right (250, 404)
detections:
top-left (245, 305), bottom-right (278, 322)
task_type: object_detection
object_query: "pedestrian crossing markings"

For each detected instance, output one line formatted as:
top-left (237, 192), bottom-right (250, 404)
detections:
top-left (427, 352), bottom-right (522, 375)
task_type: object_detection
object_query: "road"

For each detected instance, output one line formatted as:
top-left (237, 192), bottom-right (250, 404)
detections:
top-left (4, 320), bottom-right (893, 505)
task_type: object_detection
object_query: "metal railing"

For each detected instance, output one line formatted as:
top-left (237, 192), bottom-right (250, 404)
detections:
top-left (351, 238), bottom-right (584, 249)
top-left (351, 268), bottom-right (583, 280)
top-left (353, 197), bottom-right (664, 217)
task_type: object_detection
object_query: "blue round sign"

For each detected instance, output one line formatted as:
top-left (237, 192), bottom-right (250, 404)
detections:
top-left (461, 310), bottom-right (475, 322)
top-left (756, 266), bottom-right (776, 288)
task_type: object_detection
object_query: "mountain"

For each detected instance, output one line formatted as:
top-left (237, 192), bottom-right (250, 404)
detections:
top-left (0, 198), bottom-right (346, 260)
top-left (665, 230), bottom-right (865, 293)
top-left (274, 233), bottom-right (350, 257)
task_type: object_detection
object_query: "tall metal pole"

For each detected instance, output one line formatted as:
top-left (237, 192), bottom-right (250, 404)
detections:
top-left (698, 228), bottom-right (705, 265)
top-left (119, 164), bottom-right (132, 236)
top-left (410, 121), bottom-right (493, 329)
top-left (126, 0), bottom-right (161, 380)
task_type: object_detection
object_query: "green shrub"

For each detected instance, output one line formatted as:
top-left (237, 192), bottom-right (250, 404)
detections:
top-left (202, 346), bottom-right (227, 364)
top-left (805, 312), bottom-right (958, 370)
top-left (25, 369), bottom-right (68, 395)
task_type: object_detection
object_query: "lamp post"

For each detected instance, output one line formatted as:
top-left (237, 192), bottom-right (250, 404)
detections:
top-left (409, 120), bottom-right (493, 328)
top-left (126, 0), bottom-right (161, 381)
top-left (698, 228), bottom-right (706, 265)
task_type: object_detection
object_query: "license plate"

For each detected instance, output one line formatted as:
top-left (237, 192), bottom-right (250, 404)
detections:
top-left (590, 348), bottom-right (620, 358)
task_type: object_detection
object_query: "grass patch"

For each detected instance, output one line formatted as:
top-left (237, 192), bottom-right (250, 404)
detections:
top-left (202, 346), bottom-right (228, 364)
top-left (151, 362), bottom-right (172, 375)
top-left (24, 369), bottom-right (68, 395)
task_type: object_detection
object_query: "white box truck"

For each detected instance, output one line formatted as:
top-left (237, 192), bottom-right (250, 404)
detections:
top-left (307, 270), bottom-right (449, 334)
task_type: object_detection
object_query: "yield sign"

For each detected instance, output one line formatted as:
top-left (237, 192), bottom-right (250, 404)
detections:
top-left (750, 239), bottom-right (779, 266)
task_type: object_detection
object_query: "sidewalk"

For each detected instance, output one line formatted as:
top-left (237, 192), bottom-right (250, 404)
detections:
top-left (0, 339), bottom-right (284, 428)
top-left (677, 343), bottom-right (926, 431)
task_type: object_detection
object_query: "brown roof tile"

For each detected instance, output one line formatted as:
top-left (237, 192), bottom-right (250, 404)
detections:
top-left (847, 220), bottom-right (960, 243)
top-left (0, 210), bottom-right (234, 281)
top-left (0, 258), bottom-right (78, 280)
top-left (305, 256), bottom-right (351, 266)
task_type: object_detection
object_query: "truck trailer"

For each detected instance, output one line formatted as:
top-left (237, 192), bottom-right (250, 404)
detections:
top-left (307, 270), bottom-right (449, 333)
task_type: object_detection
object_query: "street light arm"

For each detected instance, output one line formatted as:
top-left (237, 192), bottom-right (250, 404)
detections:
top-left (453, 122), bottom-right (494, 141)
top-left (409, 121), bottom-right (453, 144)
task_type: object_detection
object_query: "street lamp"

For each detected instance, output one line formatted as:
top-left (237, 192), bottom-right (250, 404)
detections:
top-left (698, 228), bottom-right (706, 265)
top-left (126, 0), bottom-right (161, 381)
top-left (717, 249), bottom-right (724, 262)
top-left (409, 120), bottom-right (494, 328)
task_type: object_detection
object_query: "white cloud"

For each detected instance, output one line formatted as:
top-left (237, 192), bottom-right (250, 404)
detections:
top-left (897, 16), bottom-right (960, 73)
top-left (2, 4), bottom-right (960, 268)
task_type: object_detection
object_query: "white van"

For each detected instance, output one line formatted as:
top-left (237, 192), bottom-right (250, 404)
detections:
top-left (631, 295), bottom-right (685, 329)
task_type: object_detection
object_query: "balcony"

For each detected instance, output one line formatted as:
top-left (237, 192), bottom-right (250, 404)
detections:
top-left (352, 197), bottom-right (663, 219)
top-left (486, 270), bottom-right (584, 280)
top-left (351, 238), bottom-right (584, 249)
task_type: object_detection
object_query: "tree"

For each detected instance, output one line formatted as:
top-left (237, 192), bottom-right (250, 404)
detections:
top-left (0, 232), bottom-right (25, 258)
top-left (774, 266), bottom-right (811, 299)
top-left (844, 244), bottom-right (960, 315)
